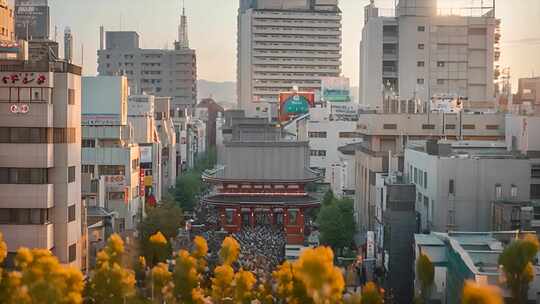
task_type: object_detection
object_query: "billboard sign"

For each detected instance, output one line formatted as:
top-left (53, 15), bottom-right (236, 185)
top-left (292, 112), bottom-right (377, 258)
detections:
top-left (15, 0), bottom-right (50, 40)
top-left (82, 114), bottom-right (122, 126)
top-left (0, 72), bottom-right (52, 87)
top-left (140, 146), bottom-right (152, 164)
top-left (279, 91), bottom-right (315, 122)
top-left (321, 77), bottom-right (351, 103)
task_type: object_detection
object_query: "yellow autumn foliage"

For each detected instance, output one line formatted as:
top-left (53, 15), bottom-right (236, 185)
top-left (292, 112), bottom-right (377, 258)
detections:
top-left (0, 232), bottom-right (6, 264)
top-left (211, 264), bottom-right (235, 302)
top-left (149, 231), bottom-right (168, 245)
top-left (293, 246), bottom-right (345, 303)
top-left (233, 268), bottom-right (257, 303)
top-left (462, 281), bottom-right (503, 304)
top-left (219, 236), bottom-right (240, 266)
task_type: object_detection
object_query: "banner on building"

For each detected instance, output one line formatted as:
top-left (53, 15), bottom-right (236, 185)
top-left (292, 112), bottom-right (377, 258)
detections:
top-left (321, 77), bottom-right (351, 103)
top-left (278, 91), bottom-right (315, 122)
top-left (140, 146), bottom-right (152, 164)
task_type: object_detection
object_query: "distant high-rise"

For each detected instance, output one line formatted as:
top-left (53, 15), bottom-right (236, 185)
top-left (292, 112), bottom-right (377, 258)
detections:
top-left (64, 27), bottom-right (73, 63)
top-left (176, 2), bottom-right (189, 49)
top-left (237, 0), bottom-right (342, 118)
top-left (97, 5), bottom-right (197, 109)
top-left (14, 0), bottom-right (50, 40)
top-left (359, 0), bottom-right (498, 108)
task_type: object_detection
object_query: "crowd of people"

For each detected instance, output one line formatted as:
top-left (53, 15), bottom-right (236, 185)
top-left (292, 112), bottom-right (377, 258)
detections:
top-left (233, 226), bottom-right (286, 276)
top-left (190, 199), bottom-right (287, 275)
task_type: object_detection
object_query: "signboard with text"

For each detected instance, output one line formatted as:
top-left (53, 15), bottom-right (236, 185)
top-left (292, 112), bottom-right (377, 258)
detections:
top-left (0, 72), bottom-right (52, 87)
top-left (321, 77), bottom-right (351, 103)
top-left (82, 114), bottom-right (122, 126)
top-left (278, 91), bottom-right (315, 122)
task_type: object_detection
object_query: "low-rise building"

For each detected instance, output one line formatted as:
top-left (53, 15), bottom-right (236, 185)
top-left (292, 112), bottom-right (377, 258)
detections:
top-left (414, 231), bottom-right (540, 304)
top-left (82, 75), bottom-right (143, 233)
top-left (405, 140), bottom-right (531, 232)
top-left (154, 97), bottom-right (177, 192)
top-left (355, 109), bottom-right (506, 237)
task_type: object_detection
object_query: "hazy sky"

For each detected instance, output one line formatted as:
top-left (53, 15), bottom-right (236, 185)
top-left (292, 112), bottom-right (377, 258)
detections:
top-left (49, 0), bottom-right (540, 89)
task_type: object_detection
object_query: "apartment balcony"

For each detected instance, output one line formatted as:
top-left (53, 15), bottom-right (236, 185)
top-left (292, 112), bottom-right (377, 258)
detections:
top-left (253, 51), bottom-right (340, 59)
top-left (254, 11), bottom-right (341, 21)
top-left (382, 52), bottom-right (398, 61)
top-left (0, 223), bottom-right (54, 250)
top-left (253, 43), bottom-right (341, 52)
top-left (0, 184), bottom-right (54, 209)
top-left (0, 143), bottom-right (54, 168)
top-left (253, 74), bottom-right (335, 81)
top-left (252, 19), bottom-right (340, 29)
top-left (0, 102), bottom-right (53, 128)
top-left (252, 27), bottom-right (341, 37)
top-left (382, 35), bottom-right (398, 44)
top-left (253, 58), bottom-right (340, 66)
top-left (253, 36), bottom-right (340, 44)
top-left (82, 147), bottom-right (132, 165)
top-left (253, 65), bottom-right (340, 74)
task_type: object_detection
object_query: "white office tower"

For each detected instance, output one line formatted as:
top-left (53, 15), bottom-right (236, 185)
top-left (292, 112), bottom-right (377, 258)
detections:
top-left (359, 0), bottom-right (497, 109)
top-left (64, 27), bottom-right (73, 63)
top-left (237, 0), bottom-right (342, 119)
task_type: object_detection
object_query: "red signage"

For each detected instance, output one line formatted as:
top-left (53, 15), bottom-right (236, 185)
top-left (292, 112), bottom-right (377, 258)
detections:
top-left (2, 73), bottom-right (46, 85)
top-left (278, 91), bottom-right (315, 122)
top-left (10, 104), bottom-right (29, 114)
top-left (139, 169), bottom-right (145, 197)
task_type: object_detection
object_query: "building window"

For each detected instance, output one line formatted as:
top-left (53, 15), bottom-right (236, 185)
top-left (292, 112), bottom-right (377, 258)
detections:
top-left (0, 168), bottom-right (48, 184)
top-left (417, 61), bottom-right (425, 67)
top-left (417, 78), bottom-right (424, 85)
top-left (445, 124), bottom-right (456, 130)
top-left (532, 184), bottom-right (540, 199)
top-left (418, 169), bottom-right (423, 186)
top-left (495, 184), bottom-right (502, 200)
top-left (68, 244), bottom-right (76, 262)
top-left (422, 124), bottom-right (435, 130)
top-left (310, 150), bottom-right (326, 157)
top-left (68, 205), bottom-right (76, 222)
top-left (414, 168), bottom-right (418, 184)
top-left (449, 179), bottom-right (455, 194)
top-left (68, 166), bottom-right (76, 183)
top-left (98, 165), bottom-right (125, 176)
top-left (225, 210), bottom-right (234, 225)
top-left (462, 124), bottom-right (476, 130)
top-left (510, 185), bottom-right (518, 198)
top-left (82, 139), bottom-right (95, 148)
top-left (339, 132), bottom-right (362, 138)
top-left (532, 165), bottom-right (540, 178)
top-left (0, 208), bottom-right (52, 225)
top-left (437, 79), bottom-right (445, 85)
top-left (485, 125), bottom-right (500, 130)
top-left (81, 165), bottom-right (94, 175)
top-left (418, 25), bottom-right (426, 32)
top-left (437, 61), bottom-right (445, 67)
top-left (0, 127), bottom-right (51, 143)
top-left (468, 27), bottom-right (487, 35)
top-left (383, 124), bottom-right (397, 130)
top-left (108, 192), bottom-right (126, 201)
top-left (418, 44), bottom-right (425, 50)
top-left (424, 172), bottom-right (428, 188)
top-left (53, 128), bottom-right (76, 144)
top-left (308, 131), bottom-right (327, 138)
top-left (67, 89), bottom-right (75, 105)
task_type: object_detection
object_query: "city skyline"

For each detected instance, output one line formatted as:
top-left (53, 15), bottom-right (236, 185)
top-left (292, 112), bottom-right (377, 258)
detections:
top-left (49, 0), bottom-right (540, 90)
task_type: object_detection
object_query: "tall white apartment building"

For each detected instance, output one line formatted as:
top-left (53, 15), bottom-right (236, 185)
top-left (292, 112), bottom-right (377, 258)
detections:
top-left (237, 0), bottom-right (342, 118)
top-left (0, 61), bottom-right (83, 268)
top-left (359, 0), bottom-right (497, 108)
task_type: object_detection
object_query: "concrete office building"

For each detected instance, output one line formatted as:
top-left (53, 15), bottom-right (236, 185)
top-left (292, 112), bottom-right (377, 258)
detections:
top-left (154, 97), bottom-right (177, 192)
top-left (359, 0), bottom-right (498, 108)
top-left (128, 94), bottom-right (162, 205)
top-left (82, 76), bottom-right (142, 232)
top-left (195, 98), bottom-right (224, 149)
top-left (0, 56), bottom-right (83, 266)
top-left (373, 173), bottom-right (416, 303)
top-left (237, 0), bottom-right (342, 118)
top-left (354, 108), bottom-right (505, 236)
top-left (414, 232), bottom-right (540, 304)
top-left (97, 6), bottom-right (196, 110)
top-left (405, 140), bottom-right (531, 232)
top-left (14, 0), bottom-right (50, 40)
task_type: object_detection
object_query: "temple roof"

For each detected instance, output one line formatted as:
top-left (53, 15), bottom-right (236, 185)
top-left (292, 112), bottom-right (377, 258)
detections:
top-left (203, 194), bottom-right (320, 207)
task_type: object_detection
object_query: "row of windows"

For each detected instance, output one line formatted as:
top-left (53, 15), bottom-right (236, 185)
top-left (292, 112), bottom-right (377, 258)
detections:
top-left (310, 150), bottom-right (327, 157)
top-left (308, 131), bottom-right (327, 138)
top-left (0, 167), bottom-right (76, 184)
top-left (0, 87), bottom-right (52, 103)
top-left (417, 61), bottom-right (448, 67)
top-left (0, 128), bottom-right (77, 144)
top-left (0, 208), bottom-right (53, 225)
top-left (411, 165), bottom-right (428, 189)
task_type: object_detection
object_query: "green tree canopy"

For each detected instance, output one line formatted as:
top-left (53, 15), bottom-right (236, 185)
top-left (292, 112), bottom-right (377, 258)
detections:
top-left (498, 234), bottom-right (540, 304)
top-left (316, 197), bottom-right (356, 253)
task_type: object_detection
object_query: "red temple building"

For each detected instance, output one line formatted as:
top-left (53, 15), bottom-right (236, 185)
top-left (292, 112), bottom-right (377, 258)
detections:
top-left (202, 115), bottom-right (321, 244)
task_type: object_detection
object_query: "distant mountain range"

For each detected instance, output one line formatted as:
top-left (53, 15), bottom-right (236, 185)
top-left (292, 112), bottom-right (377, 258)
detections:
top-left (197, 80), bottom-right (360, 108)
top-left (197, 80), bottom-right (236, 109)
